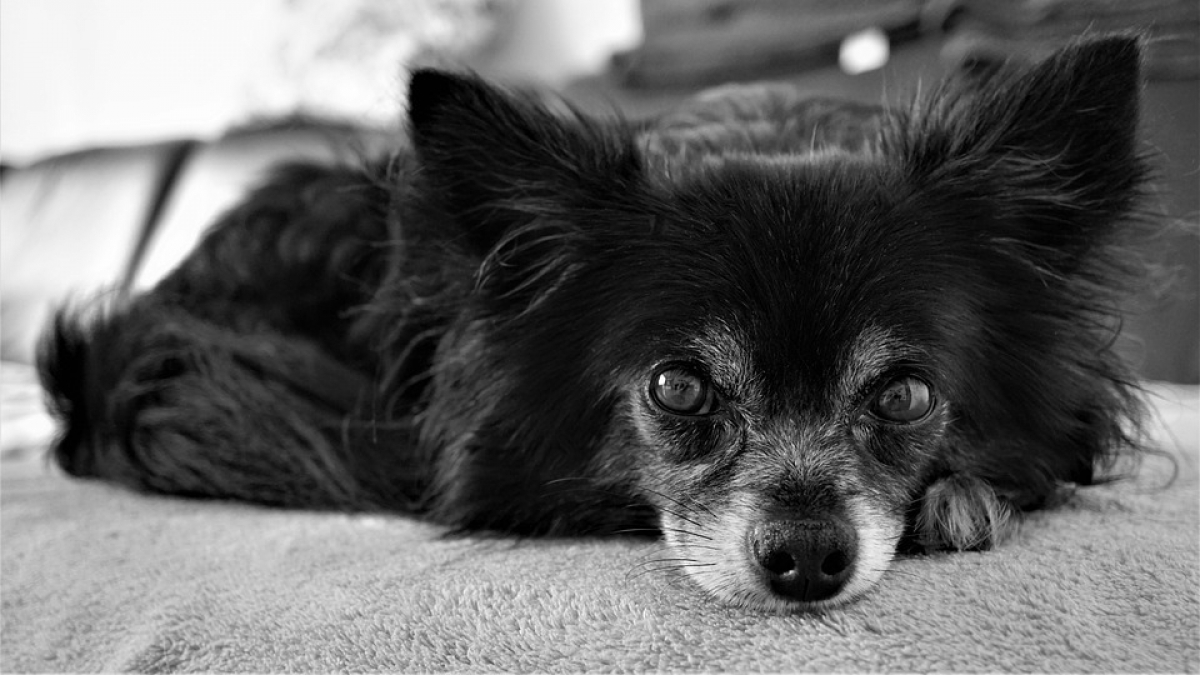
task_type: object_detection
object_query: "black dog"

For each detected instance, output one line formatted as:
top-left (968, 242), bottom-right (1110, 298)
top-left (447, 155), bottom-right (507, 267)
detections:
top-left (40, 35), bottom-right (1153, 610)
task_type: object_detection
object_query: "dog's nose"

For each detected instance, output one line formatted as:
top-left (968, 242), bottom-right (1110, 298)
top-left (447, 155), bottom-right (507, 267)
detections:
top-left (748, 518), bottom-right (857, 602)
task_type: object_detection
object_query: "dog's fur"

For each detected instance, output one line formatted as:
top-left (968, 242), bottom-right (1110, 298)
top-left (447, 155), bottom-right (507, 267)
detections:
top-left (40, 36), bottom-right (1153, 611)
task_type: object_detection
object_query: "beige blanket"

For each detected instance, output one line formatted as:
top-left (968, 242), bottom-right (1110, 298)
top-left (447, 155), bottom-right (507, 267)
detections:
top-left (2, 371), bottom-right (1196, 672)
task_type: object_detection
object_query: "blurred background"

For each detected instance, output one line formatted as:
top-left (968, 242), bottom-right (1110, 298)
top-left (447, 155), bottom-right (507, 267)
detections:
top-left (0, 0), bottom-right (645, 160)
top-left (1, 0), bottom-right (1197, 438)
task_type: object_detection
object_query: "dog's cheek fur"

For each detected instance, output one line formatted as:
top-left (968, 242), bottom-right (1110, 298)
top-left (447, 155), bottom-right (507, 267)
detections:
top-left (413, 314), bottom-right (654, 535)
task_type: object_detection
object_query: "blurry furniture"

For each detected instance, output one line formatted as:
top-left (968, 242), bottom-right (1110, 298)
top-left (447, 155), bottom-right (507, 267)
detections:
top-left (619, 0), bottom-right (1199, 88)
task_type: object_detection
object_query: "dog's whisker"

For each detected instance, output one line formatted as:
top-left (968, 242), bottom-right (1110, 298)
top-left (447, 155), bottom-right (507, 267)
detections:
top-left (639, 486), bottom-right (717, 519)
top-left (643, 502), bottom-right (710, 532)
top-left (877, 566), bottom-right (916, 579)
top-left (625, 555), bottom-right (715, 581)
top-left (611, 526), bottom-right (660, 537)
top-left (658, 526), bottom-right (716, 544)
top-left (654, 513), bottom-right (713, 538)
top-left (627, 556), bottom-right (717, 579)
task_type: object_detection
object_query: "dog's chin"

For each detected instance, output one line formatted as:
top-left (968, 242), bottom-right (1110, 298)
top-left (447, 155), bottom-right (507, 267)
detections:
top-left (662, 494), bottom-right (905, 612)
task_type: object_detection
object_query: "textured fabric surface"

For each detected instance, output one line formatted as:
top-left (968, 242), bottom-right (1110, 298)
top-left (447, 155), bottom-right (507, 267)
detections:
top-left (2, 377), bottom-right (1196, 673)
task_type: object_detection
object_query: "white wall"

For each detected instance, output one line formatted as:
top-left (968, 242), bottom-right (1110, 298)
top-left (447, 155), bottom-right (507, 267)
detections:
top-left (0, 0), bottom-right (286, 160)
top-left (470, 0), bottom-right (641, 85)
top-left (0, 0), bottom-right (642, 163)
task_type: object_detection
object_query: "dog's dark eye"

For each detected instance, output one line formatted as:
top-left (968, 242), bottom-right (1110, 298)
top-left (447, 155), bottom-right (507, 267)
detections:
top-left (649, 365), bottom-right (718, 416)
top-left (870, 376), bottom-right (934, 423)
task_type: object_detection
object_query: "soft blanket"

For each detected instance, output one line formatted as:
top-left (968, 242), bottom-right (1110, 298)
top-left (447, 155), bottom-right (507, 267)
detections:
top-left (2, 369), bottom-right (1197, 672)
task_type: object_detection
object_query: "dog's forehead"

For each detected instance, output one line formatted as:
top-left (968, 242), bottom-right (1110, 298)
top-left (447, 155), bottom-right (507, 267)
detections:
top-left (638, 156), bottom-right (954, 402)
top-left (659, 160), bottom-right (894, 288)
top-left (657, 151), bottom-right (906, 262)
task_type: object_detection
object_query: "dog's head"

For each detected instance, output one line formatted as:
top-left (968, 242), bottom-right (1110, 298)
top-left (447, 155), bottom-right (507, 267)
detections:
top-left (405, 36), bottom-right (1150, 610)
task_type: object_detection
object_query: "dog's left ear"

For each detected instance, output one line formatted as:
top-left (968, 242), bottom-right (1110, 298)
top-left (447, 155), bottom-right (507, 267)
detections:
top-left (896, 35), bottom-right (1147, 261)
top-left (407, 70), bottom-right (641, 256)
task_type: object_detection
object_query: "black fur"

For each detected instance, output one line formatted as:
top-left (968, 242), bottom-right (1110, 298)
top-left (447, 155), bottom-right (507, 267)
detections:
top-left (40, 36), bottom-right (1154, 610)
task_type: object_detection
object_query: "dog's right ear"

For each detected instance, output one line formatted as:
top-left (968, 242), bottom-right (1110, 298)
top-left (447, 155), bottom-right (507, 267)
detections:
top-left (891, 35), bottom-right (1147, 265)
top-left (407, 70), bottom-right (640, 255)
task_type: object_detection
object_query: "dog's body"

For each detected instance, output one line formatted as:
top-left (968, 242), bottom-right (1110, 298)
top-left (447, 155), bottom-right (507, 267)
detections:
top-left (41, 36), bottom-right (1152, 610)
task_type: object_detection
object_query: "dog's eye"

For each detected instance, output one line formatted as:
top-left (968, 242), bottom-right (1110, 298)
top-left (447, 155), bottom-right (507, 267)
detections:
top-left (870, 376), bottom-right (934, 424)
top-left (649, 365), bottom-right (718, 416)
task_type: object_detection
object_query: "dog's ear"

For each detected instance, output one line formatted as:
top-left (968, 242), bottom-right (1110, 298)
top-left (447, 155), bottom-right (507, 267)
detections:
top-left (895, 35), bottom-right (1147, 263)
top-left (892, 37), bottom-right (1151, 492)
top-left (407, 70), bottom-right (640, 256)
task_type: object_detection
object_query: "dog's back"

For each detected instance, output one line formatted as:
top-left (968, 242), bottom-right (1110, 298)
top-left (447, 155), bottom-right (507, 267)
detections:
top-left (40, 161), bottom-right (428, 510)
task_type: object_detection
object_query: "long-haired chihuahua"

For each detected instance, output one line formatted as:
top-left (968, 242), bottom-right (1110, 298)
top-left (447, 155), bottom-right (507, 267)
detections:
top-left (40, 35), bottom-right (1154, 610)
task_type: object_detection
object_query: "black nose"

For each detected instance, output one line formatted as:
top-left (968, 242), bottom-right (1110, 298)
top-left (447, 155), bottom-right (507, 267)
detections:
top-left (748, 518), bottom-right (857, 602)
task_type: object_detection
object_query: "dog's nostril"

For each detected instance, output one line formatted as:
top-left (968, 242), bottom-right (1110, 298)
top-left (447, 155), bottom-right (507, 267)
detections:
top-left (820, 549), bottom-right (850, 576)
top-left (762, 550), bottom-right (798, 576)
top-left (749, 517), bottom-right (857, 603)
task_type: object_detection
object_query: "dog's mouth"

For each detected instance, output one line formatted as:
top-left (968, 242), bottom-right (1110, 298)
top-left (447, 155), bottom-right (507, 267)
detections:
top-left (659, 494), bottom-right (904, 611)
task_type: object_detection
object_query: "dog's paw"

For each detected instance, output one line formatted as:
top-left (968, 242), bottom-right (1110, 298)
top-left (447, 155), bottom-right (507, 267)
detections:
top-left (914, 473), bottom-right (1015, 551)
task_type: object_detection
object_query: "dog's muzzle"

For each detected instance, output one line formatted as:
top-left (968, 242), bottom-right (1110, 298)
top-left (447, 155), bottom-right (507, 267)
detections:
top-left (747, 517), bottom-right (858, 602)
